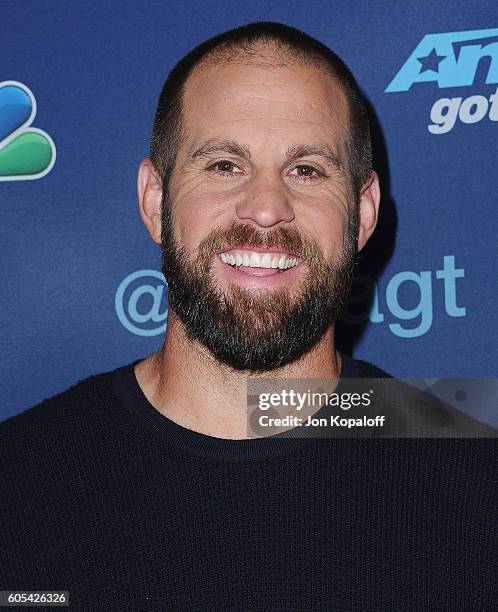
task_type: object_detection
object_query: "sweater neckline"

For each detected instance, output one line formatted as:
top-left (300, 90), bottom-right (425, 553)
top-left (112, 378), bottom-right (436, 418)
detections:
top-left (111, 352), bottom-right (364, 460)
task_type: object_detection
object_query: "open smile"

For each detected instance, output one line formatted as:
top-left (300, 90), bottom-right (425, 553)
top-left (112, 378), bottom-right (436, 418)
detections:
top-left (217, 247), bottom-right (304, 277)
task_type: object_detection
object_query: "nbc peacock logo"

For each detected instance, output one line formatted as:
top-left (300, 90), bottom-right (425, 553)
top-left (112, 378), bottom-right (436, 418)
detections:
top-left (0, 81), bottom-right (56, 181)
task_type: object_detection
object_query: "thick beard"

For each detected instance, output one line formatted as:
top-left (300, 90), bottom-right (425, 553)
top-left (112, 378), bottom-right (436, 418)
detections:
top-left (160, 196), bottom-right (358, 372)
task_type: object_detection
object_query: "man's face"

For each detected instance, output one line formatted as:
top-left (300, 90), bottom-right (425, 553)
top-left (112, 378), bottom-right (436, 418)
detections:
top-left (161, 57), bottom-right (358, 371)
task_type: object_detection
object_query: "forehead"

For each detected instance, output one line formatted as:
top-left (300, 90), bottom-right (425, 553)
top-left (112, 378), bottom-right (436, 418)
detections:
top-left (180, 56), bottom-right (349, 152)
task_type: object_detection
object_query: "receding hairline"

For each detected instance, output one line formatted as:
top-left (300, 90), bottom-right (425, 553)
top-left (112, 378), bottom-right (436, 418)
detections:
top-left (195, 36), bottom-right (331, 68)
top-left (151, 27), bottom-right (371, 203)
top-left (187, 38), bottom-right (349, 98)
top-left (173, 39), bottom-right (353, 167)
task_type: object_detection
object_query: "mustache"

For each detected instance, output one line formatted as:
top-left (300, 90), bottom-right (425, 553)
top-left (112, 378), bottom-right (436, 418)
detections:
top-left (197, 221), bottom-right (322, 263)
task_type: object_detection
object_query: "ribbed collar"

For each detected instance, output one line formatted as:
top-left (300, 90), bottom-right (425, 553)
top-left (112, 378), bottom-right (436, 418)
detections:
top-left (111, 352), bottom-right (364, 460)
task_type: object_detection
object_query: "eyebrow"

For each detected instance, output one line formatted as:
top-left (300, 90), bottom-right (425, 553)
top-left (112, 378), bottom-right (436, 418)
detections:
top-left (190, 139), bottom-right (251, 160)
top-left (189, 139), bottom-right (344, 172)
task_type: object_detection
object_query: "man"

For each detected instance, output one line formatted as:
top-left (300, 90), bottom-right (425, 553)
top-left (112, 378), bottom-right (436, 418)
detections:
top-left (1, 22), bottom-right (496, 611)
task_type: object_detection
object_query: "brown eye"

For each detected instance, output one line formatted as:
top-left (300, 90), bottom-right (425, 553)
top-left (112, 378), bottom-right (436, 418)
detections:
top-left (209, 160), bottom-right (242, 175)
top-left (289, 165), bottom-right (322, 181)
top-left (218, 161), bottom-right (235, 172)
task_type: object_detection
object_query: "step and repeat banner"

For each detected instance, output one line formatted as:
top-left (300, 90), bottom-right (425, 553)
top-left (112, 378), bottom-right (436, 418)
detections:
top-left (1, 1), bottom-right (497, 422)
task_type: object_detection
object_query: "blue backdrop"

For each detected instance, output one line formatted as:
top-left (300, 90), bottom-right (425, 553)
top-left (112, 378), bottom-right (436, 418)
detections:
top-left (1, 1), bottom-right (497, 423)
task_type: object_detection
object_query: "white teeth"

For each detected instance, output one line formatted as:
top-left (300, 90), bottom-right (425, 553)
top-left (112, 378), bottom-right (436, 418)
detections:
top-left (261, 254), bottom-right (272, 268)
top-left (220, 250), bottom-right (300, 270)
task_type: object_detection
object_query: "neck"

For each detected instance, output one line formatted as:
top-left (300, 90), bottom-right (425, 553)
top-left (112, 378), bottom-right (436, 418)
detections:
top-left (134, 312), bottom-right (342, 439)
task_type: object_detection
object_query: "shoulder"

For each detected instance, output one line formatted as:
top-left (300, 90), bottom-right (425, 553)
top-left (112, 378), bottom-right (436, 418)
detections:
top-left (0, 365), bottom-right (140, 532)
top-left (353, 357), bottom-right (394, 379)
top-left (0, 366), bottom-right (129, 460)
top-left (340, 353), bottom-right (393, 379)
top-left (343, 355), bottom-right (498, 438)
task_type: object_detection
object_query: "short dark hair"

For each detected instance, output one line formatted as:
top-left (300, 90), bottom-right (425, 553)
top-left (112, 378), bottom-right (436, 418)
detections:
top-left (150, 21), bottom-right (372, 204)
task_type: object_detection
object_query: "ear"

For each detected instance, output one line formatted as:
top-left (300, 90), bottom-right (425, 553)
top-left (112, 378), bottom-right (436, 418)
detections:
top-left (357, 170), bottom-right (381, 252)
top-left (137, 157), bottom-right (163, 245)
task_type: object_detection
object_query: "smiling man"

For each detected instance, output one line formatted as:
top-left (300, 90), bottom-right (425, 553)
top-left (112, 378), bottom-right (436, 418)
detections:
top-left (1, 21), bottom-right (497, 612)
top-left (133, 25), bottom-right (378, 438)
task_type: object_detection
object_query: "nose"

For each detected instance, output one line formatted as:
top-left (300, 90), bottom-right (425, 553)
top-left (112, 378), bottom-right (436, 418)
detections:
top-left (234, 173), bottom-right (295, 228)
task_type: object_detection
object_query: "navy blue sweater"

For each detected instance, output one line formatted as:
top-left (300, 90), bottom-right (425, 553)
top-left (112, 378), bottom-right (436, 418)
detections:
top-left (1, 355), bottom-right (497, 610)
